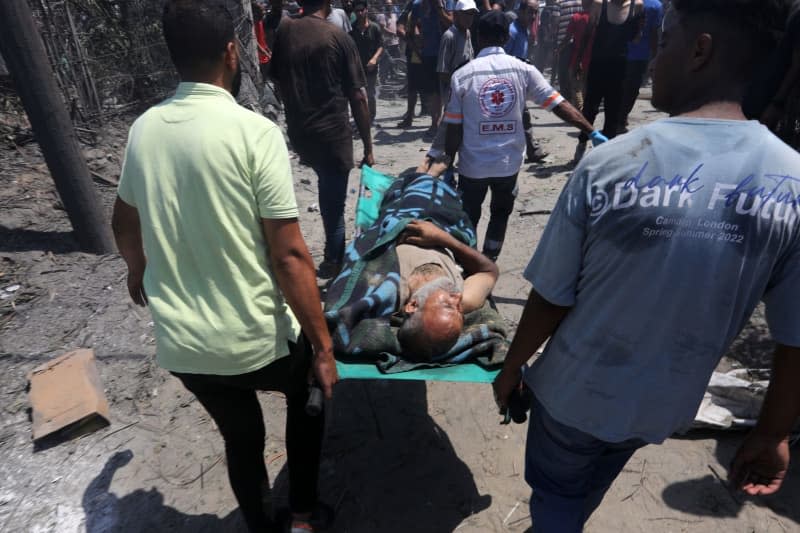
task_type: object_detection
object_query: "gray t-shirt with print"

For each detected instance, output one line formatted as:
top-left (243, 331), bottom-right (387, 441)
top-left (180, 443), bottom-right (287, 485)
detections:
top-left (524, 118), bottom-right (800, 444)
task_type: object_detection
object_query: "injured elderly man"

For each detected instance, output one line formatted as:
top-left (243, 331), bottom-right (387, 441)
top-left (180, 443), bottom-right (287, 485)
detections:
top-left (324, 160), bottom-right (508, 373)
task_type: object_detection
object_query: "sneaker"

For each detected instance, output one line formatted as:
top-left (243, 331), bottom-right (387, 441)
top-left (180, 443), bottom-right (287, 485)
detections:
top-left (423, 125), bottom-right (437, 141)
top-left (397, 115), bottom-right (413, 128)
top-left (525, 146), bottom-right (549, 163)
top-left (316, 260), bottom-right (342, 279)
top-left (276, 502), bottom-right (334, 533)
top-left (525, 137), bottom-right (549, 163)
top-left (290, 521), bottom-right (314, 533)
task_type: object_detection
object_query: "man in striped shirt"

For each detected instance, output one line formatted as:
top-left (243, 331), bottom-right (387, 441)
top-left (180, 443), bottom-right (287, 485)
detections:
top-left (443, 11), bottom-right (605, 262)
top-left (554, 0), bottom-right (583, 88)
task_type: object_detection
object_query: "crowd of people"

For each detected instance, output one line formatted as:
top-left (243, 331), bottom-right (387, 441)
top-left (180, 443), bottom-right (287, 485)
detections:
top-left (110, 0), bottom-right (800, 532)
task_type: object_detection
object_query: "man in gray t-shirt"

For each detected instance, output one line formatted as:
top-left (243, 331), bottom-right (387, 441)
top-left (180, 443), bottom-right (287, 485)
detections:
top-left (494, 1), bottom-right (800, 531)
top-left (436, 0), bottom-right (477, 96)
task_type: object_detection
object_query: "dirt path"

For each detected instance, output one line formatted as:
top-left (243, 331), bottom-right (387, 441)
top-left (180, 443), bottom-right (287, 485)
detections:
top-left (0, 93), bottom-right (798, 533)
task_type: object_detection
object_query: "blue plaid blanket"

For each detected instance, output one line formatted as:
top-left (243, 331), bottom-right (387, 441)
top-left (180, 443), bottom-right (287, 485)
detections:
top-left (324, 173), bottom-right (509, 373)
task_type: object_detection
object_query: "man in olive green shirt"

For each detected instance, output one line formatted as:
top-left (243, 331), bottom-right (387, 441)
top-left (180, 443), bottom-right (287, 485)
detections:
top-left (111, 2), bottom-right (336, 531)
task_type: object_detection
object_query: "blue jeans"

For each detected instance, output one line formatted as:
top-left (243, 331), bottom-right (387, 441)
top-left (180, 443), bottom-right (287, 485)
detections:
top-left (525, 396), bottom-right (645, 533)
top-left (313, 166), bottom-right (350, 264)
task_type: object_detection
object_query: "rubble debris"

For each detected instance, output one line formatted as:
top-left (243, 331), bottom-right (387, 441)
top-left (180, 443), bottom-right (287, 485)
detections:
top-left (692, 370), bottom-right (768, 430)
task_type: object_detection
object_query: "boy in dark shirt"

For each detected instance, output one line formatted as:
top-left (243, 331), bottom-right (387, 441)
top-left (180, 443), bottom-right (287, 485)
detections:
top-left (350, 0), bottom-right (385, 123)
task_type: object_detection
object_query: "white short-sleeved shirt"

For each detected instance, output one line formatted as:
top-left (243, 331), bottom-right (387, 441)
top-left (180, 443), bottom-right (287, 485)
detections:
top-left (444, 47), bottom-right (563, 179)
top-left (523, 118), bottom-right (800, 444)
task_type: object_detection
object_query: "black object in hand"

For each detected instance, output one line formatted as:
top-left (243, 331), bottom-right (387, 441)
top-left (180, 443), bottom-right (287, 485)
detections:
top-left (501, 384), bottom-right (533, 425)
top-left (305, 384), bottom-right (324, 416)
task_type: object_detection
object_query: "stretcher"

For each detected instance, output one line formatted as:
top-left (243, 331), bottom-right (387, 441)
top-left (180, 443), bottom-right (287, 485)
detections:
top-left (335, 361), bottom-right (500, 383)
top-left (337, 166), bottom-right (501, 385)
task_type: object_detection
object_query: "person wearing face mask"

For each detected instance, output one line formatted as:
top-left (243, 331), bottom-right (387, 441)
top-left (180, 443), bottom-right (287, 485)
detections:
top-left (112, 2), bottom-right (338, 532)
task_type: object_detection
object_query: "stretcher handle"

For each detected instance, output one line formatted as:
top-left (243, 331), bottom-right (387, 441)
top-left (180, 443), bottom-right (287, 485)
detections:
top-left (305, 383), bottom-right (324, 416)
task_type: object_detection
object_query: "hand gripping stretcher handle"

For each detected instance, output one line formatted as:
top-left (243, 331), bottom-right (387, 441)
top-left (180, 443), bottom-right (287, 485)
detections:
top-left (305, 382), bottom-right (324, 416)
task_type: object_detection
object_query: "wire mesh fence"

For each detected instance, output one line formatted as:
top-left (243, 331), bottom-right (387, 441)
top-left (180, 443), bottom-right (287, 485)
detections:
top-left (0, 0), bottom-right (262, 127)
top-left (0, 1), bottom-right (796, 150)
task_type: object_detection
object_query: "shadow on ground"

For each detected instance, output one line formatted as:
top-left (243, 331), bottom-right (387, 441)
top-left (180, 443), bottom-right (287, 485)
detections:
top-left (374, 127), bottom-right (429, 145)
top-left (526, 161), bottom-right (575, 179)
top-left (82, 450), bottom-right (244, 532)
top-left (276, 380), bottom-right (491, 532)
top-left (0, 226), bottom-right (80, 253)
top-left (661, 431), bottom-right (800, 527)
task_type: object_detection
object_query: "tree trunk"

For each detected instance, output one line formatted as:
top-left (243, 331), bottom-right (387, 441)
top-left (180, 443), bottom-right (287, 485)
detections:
top-left (0, 0), bottom-right (114, 254)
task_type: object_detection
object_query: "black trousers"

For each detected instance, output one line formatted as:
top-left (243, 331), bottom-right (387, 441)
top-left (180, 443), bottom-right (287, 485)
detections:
top-left (557, 45), bottom-right (574, 103)
top-left (458, 174), bottom-right (519, 261)
top-left (619, 59), bottom-right (649, 127)
top-left (366, 69), bottom-right (378, 121)
top-left (173, 334), bottom-right (323, 532)
top-left (579, 57), bottom-right (628, 142)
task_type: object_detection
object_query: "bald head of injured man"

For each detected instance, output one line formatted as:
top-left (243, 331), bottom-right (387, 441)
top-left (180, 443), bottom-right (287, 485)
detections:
top-left (395, 160), bottom-right (499, 361)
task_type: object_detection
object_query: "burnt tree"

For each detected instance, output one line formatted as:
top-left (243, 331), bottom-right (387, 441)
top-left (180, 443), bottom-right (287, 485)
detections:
top-left (0, 0), bottom-right (113, 253)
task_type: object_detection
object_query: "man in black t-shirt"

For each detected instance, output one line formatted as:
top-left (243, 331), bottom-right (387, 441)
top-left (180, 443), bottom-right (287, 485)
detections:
top-left (350, 0), bottom-right (385, 122)
top-left (271, 0), bottom-right (375, 278)
top-left (744, 2), bottom-right (800, 149)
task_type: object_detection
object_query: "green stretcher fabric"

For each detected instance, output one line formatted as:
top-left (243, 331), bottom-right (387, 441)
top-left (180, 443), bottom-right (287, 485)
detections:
top-left (335, 361), bottom-right (500, 383)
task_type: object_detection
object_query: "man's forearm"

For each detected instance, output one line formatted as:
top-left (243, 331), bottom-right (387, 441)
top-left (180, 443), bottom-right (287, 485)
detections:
top-left (436, 6), bottom-right (452, 25)
top-left (437, 231), bottom-right (498, 277)
top-left (503, 289), bottom-right (570, 371)
top-left (370, 46), bottom-right (384, 63)
top-left (444, 123), bottom-right (462, 163)
top-left (773, 57), bottom-right (800, 105)
top-left (553, 100), bottom-right (595, 135)
top-left (753, 344), bottom-right (800, 439)
top-left (111, 198), bottom-right (146, 274)
top-left (271, 246), bottom-right (334, 355)
top-left (349, 89), bottom-right (373, 155)
top-left (114, 232), bottom-right (146, 274)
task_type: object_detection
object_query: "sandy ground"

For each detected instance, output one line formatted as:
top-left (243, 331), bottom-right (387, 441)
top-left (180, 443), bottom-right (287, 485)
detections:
top-left (0, 89), bottom-right (798, 533)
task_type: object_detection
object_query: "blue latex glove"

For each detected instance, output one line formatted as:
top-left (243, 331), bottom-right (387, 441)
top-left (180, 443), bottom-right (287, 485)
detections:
top-left (590, 130), bottom-right (609, 146)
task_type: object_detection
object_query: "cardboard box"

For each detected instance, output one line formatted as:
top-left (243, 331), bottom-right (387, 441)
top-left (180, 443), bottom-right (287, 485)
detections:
top-left (28, 349), bottom-right (110, 442)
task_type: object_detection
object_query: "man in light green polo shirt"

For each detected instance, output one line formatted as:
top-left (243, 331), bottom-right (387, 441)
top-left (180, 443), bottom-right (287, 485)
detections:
top-left (111, 1), bottom-right (337, 531)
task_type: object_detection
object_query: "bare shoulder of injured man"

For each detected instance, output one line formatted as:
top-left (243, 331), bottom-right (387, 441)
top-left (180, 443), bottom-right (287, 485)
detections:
top-left (395, 202), bottom-right (499, 360)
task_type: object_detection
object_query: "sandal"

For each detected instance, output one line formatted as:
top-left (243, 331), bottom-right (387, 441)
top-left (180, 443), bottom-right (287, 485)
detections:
top-left (290, 520), bottom-right (314, 533)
